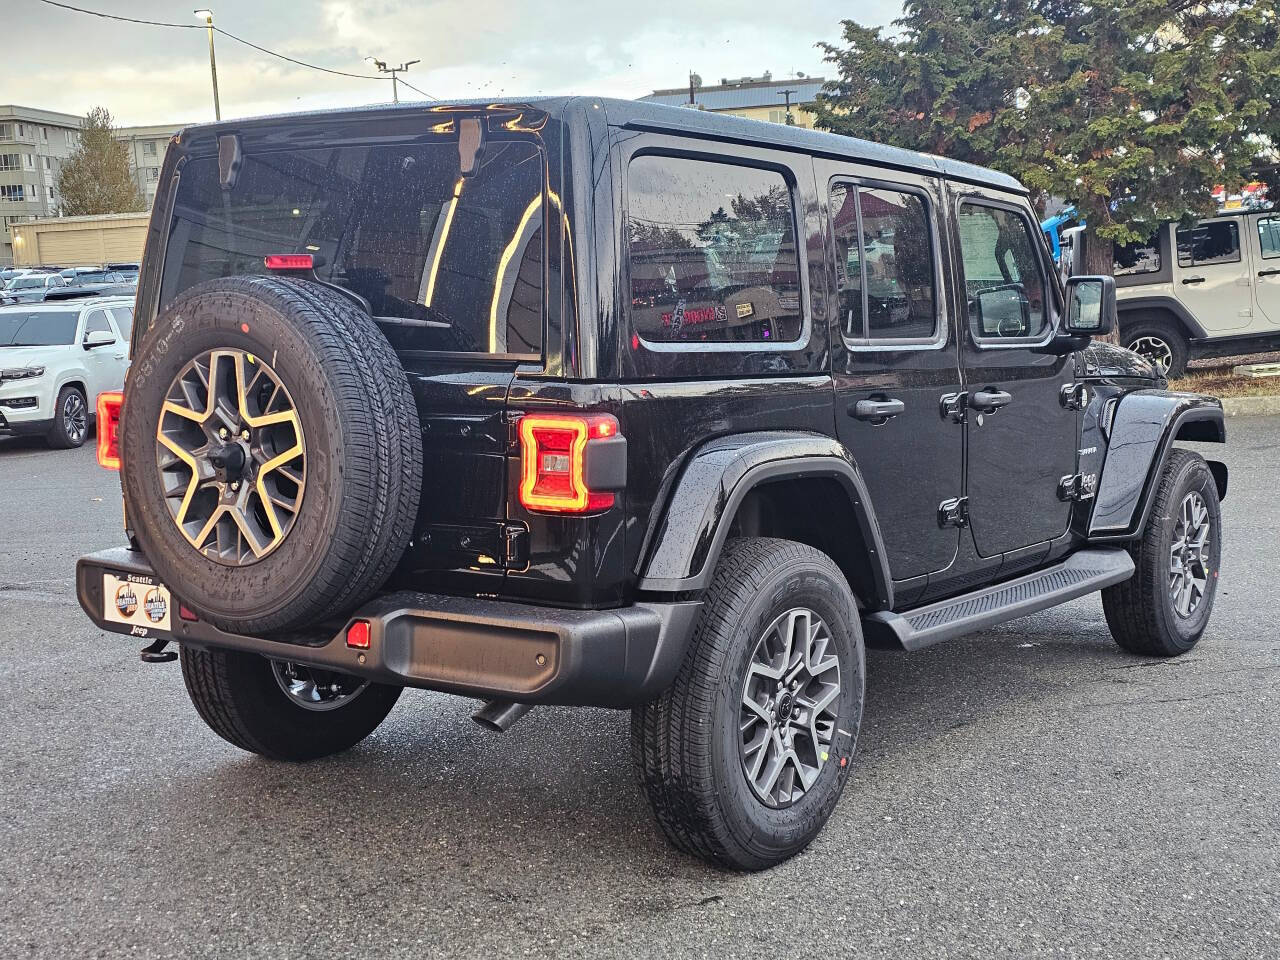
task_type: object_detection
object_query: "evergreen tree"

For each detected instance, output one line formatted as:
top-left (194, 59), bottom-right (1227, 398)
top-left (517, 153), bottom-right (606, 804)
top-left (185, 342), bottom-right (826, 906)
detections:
top-left (814, 1), bottom-right (1280, 275)
top-left (56, 106), bottom-right (146, 216)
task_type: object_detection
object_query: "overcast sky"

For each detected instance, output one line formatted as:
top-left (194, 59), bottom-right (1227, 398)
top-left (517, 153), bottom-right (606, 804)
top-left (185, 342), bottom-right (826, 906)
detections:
top-left (4, 0), bottom-right (902, 127)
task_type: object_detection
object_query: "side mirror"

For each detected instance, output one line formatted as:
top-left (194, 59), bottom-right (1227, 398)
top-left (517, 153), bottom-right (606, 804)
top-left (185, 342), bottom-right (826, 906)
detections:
top-left (1064, 275), bottom-right (1116, 337)
top-left (83, 329), bottom-right (116, 350)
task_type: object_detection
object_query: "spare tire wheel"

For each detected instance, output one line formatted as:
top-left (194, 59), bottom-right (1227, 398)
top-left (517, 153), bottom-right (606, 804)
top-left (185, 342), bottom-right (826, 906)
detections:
top-left (120, 276), bottom-right (422, 635)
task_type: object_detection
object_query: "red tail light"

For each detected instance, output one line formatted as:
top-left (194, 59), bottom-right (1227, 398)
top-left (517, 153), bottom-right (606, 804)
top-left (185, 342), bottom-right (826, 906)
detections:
top-left (96, 391), bottom-right (123, 470)
top-left (518, 413), bottom-right (620, 513)
top-left (263, 254), bottom-right (314, 271)
top-left (346, 620), bottom-right (371, 649)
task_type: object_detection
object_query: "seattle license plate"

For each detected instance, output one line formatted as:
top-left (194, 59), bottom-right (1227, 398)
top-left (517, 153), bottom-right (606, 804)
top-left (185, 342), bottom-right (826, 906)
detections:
top-left (102, 571), bottom-right (172, 633)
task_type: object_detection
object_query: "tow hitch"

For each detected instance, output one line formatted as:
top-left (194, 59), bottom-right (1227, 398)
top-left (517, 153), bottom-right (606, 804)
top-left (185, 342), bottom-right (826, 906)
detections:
top-left (140, 638), bottom-right (177, 663)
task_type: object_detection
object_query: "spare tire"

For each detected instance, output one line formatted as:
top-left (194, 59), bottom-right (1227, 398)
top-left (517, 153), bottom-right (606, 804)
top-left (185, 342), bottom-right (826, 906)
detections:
top-left (120, 276), bottom-right (422, 634)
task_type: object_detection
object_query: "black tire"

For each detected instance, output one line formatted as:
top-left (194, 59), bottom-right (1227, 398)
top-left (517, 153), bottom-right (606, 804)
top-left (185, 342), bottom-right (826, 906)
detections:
top-left (180, 646), bottom-right (401, 761)
top-left (632, 538), bottom-right (865, 871)
top-left (1102, 449), bottom-right (1221, 657)
top-left (1122, 318), bottom-right (1188, 379)
top-left (120, 277), bottom-right (422, 634)
top-left (46, 384), bottom-right (88, 449)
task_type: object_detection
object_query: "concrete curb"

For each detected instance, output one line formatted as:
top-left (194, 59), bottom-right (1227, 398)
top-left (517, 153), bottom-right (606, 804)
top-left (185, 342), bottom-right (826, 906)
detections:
top-left (1220, 395), bottom-right (1280, 418)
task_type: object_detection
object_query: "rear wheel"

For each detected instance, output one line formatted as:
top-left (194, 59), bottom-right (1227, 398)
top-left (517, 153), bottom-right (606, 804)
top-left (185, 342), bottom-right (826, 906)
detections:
top-left (1102, 449), bottom-right (1221, 657)
top-left (46, 384), bottom-right (88, 449)
top-left (1122, 319), bottom-right (1188, 379)
top-left (632, 538), bottom-right (865, 871)
top-left (180, 646), bottom-right (401, 761)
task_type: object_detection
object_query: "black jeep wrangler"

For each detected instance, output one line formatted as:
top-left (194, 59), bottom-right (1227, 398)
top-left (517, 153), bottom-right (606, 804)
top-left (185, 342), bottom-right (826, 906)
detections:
top-left (78, 98), bottom-right (1227, 871)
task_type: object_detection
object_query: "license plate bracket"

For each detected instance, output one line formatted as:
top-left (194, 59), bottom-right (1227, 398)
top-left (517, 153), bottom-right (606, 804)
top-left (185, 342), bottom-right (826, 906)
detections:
top-left (102, 570), bottom-right (173, 634)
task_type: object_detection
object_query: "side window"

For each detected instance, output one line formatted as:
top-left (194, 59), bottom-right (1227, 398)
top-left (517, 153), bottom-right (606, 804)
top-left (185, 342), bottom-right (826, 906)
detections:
top-left (1257, 216), bottom-right (1280, 260)
top-left (84, 310), bottom-right (113, 337)
top-left (111, 306), bottom-right (134, 341)
top-left (627, 155), bottom-right (802, 345)
top-left (1177, 220), bottom-right (1240, 267)
top-left (956, 203), bottom-right (1049, 340)
top-left (830, 181), bottom-right (937, 342)
top-left (1113, 233), bottom-right (1162, 276)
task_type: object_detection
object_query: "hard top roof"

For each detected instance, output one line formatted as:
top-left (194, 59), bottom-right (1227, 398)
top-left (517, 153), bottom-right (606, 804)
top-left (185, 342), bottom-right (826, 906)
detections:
top-left (178, 95), bottom-right (1026, 194)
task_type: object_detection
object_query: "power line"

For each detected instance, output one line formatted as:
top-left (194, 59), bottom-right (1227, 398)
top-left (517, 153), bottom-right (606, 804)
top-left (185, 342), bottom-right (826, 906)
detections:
top-left (36, 0), bottom-right (201, 28)
top-left (34, 0), bottom-right (437, 98)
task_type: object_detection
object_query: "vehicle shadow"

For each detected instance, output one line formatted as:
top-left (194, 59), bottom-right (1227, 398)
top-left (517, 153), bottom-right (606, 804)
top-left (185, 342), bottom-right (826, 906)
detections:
top-left (121, 607), bottom-right (1141, 902)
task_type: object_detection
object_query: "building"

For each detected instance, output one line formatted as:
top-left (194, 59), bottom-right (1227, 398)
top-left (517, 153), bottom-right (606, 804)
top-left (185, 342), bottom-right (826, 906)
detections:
top-left (0, 105), bottom-right (180, 266)
top-left (10, 212), bottom-right (149, 268)
top-left (639, 73), bottom-right (827, 130)
top-left (117, 124), bottom-right (180, 208)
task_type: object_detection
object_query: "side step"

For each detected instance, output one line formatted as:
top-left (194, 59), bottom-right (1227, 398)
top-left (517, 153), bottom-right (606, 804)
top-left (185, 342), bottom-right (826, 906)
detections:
top-left (863, 548), bottom-right (1135, 651)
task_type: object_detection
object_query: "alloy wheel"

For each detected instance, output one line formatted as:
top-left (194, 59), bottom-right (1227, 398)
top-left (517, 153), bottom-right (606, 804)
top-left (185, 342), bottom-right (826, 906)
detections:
top-left (155, 348), bottom-right (305, 565)
top-left (1169, 491), bottom-right (1211, 618)
top-left (270, 661), bottom-right (369, 711)
top-left (1128, 335), bottom-right (1174, 376)
top-left (739, 607), bottom-right (842, 808)
top-left (63, 391), bottom-right (87, 444)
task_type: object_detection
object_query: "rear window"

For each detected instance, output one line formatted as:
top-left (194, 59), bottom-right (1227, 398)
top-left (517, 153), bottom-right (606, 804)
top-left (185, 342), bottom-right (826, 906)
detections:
top-left (160, 139), bottom-right (544, 357)
top-left (0, 309), bottom-right (79, 346)
top-left (627, 155), bottom-right (802, 346)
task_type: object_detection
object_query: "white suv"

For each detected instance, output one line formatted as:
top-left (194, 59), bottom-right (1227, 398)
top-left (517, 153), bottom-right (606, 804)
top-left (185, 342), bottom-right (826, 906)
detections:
top-left (1087, 210), bottom-right (1280, 377)
top-left (0, 297), bottom-right (134, 449)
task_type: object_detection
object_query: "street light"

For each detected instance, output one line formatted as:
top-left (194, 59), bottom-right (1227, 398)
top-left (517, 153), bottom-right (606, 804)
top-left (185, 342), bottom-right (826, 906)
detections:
top-left (194, 9), bottom-right (221, 121)
top-left (365, 56), bottom-right (421, 104)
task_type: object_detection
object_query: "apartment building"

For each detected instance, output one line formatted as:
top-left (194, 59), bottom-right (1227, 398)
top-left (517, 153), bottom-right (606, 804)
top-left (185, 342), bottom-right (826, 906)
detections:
top-left (0, 105), bottom-right (180, 266)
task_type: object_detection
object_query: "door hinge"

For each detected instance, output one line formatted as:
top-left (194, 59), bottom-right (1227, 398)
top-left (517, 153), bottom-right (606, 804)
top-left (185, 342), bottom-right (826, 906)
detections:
top-left (939, 391), bottom-right (967, 424)
top-left (938, 496), bottom-right (969, 528)
top-left (1057, 473), bottom-right (1097, 502)
top-left (1059, 382), bottom-right (1090, 411)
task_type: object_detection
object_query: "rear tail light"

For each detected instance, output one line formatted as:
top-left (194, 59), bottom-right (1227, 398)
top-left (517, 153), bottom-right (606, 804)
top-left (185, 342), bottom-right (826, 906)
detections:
top-left (518, 413), bottom-right (621, 513)
top-left (263, 254), bottom-right (314, 271)
top-left (96, 391), bottom-right (123, 470)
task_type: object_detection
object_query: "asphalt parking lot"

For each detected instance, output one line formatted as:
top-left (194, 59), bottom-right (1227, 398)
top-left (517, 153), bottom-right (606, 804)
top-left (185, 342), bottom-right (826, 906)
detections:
top-left (1, 420), bottom-right (1276, 960)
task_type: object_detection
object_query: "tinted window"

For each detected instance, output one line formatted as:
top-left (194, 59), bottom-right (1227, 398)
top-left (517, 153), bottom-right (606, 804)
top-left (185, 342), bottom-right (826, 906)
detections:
top-left (1177, 220), bottom-right (1240, 267)
top-left (956, 204), bottom-right (1048, 339)
top-left (111, 306), bottom-right (133, 340)
top-left (627, 155), bottom-right (802, 345)
top-left (9, 276), bottom-right (45, 289)
top-left (830, 183), bottom-right (936, 341)
top-left (1113, 234), bottom-right (1162, 275)
top-left (0, 309), bottom-right (79, 346)
top-left (84, 310), bottom-right (113, 336)
top-left (161, 139), bottom-right (545, 356)
top-left (1258, 216), bottom-right (1280, 260)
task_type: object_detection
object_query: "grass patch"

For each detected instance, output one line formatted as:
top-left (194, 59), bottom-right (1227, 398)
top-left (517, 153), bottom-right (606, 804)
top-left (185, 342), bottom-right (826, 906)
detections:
top-left (1169, 370), bottom-right (1280, 398)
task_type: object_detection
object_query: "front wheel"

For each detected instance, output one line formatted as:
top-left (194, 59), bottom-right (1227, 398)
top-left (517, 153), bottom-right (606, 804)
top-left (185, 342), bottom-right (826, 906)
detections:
top-left (1102, 449), bottom-right (1222, 657)
top-left (180, 646), bottom-right (401, 761)
top-left (46, 384), bottom-right (88, 449)
top-left (632, 538), bottom-right (865, 871)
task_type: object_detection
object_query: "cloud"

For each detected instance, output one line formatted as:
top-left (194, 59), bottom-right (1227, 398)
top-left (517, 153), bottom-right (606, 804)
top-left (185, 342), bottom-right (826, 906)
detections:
top-left (4, 0), bottom-right (901, 126)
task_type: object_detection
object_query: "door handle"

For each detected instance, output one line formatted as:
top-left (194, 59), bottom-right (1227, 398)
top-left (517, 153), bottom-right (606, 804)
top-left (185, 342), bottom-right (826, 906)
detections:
top-left (970, 388), bottom-right (1012, 413)
top-left (1260, 269), bottom-right (1280, 277)
top-left (851, 397), bottom-right (905, 424)
top-left (1182, 276), bottom-right (1206, 285)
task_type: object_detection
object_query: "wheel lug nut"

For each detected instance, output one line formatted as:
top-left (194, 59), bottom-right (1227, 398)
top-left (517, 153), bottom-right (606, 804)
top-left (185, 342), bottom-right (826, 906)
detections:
top-left (218, 427), bottom-right (228, 439)
top-left (240, 430), bottom-right (250, 441)
top-left (230, 481), bottom-right (240, 491)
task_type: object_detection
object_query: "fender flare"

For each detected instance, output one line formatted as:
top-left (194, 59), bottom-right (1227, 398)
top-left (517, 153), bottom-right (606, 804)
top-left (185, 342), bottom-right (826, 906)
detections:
top-left (1116, 296), bottom-right (1207, 340)
top-left (636, 431), bottom-right (894, 610)
top-left (1089, 390), bottom-right (1226, 540)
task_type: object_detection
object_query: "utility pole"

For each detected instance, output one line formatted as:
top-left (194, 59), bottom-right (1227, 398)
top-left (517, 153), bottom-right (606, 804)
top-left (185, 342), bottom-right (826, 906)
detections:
top-left (778, 89), bottom-right (797, 126)
top-left (193, 9), bottom-right (221, 121)
top-left (366, 57), bottom-right (421, 103)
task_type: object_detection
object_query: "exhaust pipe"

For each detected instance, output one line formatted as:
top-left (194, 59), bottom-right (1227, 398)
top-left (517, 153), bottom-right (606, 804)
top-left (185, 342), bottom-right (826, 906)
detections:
top-left (472, 699), bottom-right (532, 733)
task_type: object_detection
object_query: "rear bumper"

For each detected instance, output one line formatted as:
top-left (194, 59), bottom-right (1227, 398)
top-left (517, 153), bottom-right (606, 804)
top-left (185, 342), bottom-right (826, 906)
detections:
top-left (76, 547), bottom-right (701, 708)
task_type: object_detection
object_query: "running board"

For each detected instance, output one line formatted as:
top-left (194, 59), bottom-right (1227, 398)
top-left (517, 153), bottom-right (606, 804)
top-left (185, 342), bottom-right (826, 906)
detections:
top-left (863, 548), bottom-right (1135, 651)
